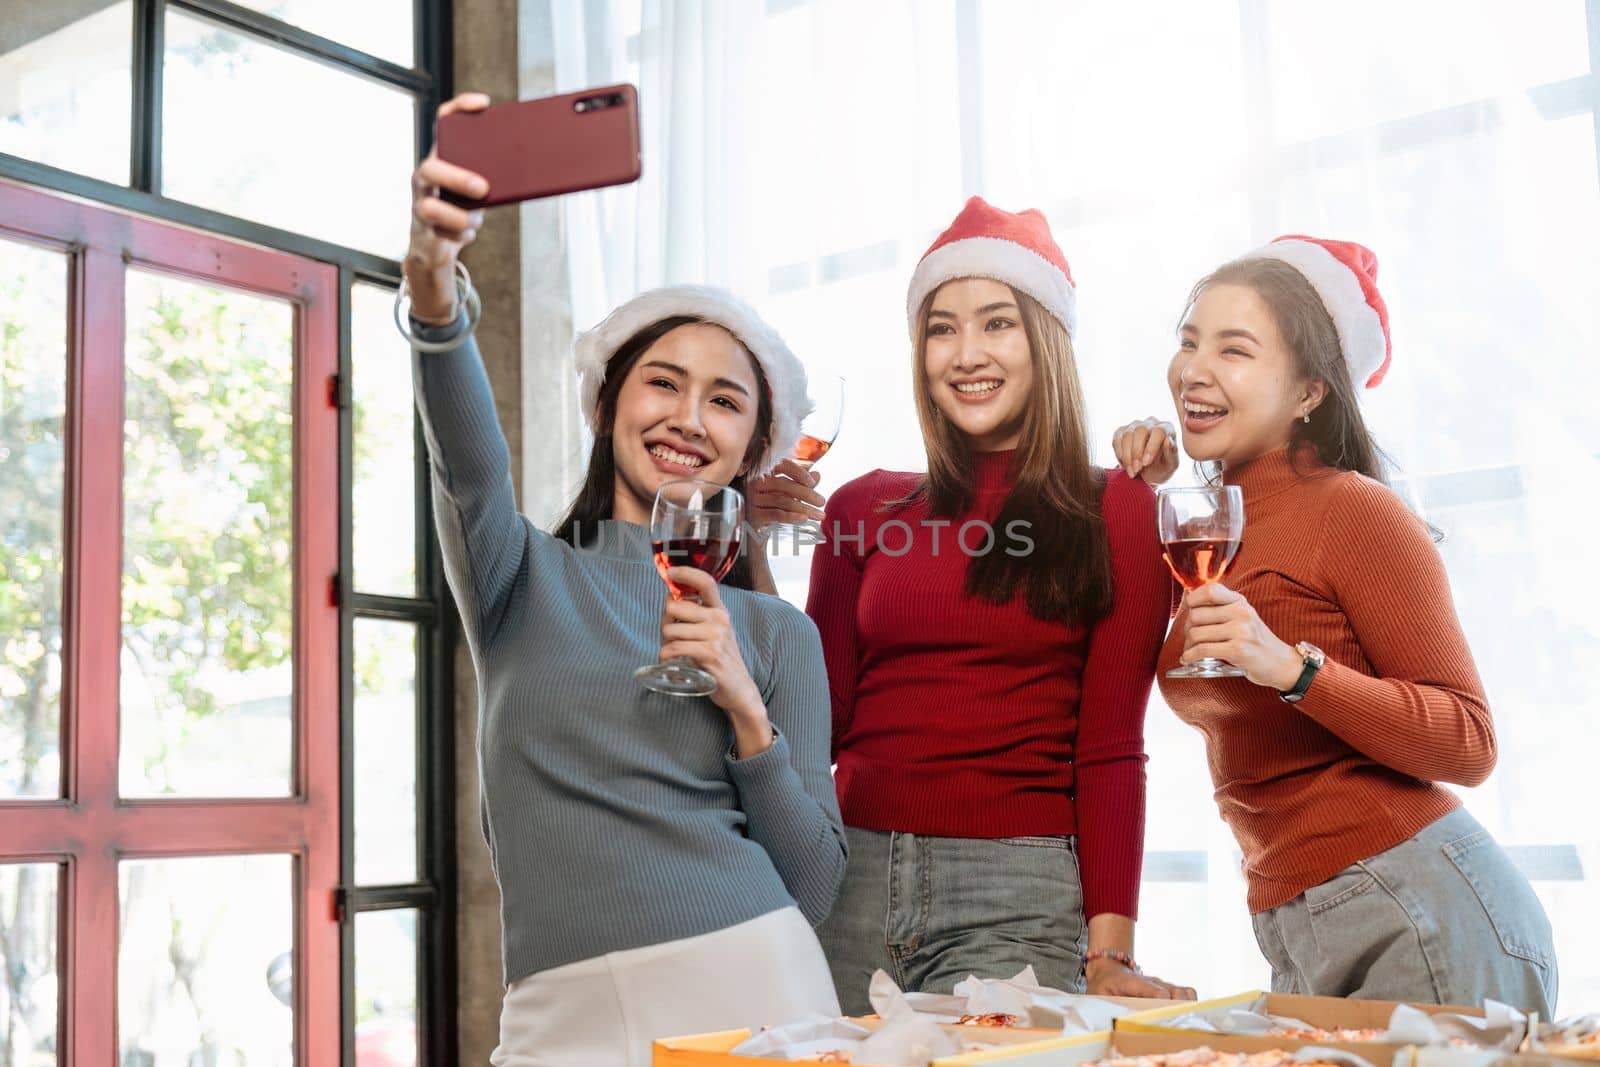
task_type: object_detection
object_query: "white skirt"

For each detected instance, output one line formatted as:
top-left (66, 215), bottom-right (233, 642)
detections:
top-left (491, 906), bottom-right (840, 1067)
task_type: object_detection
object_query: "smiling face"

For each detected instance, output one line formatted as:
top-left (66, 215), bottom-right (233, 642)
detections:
top-left (921, 278), bottom-right (1035, 453)
top-left (1168, 283), bottom-right (1327, 467)
top-left (607, 322), bottom-right (765, 525)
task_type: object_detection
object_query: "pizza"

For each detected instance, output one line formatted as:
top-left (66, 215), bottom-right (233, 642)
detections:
top-left (1265, 1027), bottom-right (1385, 1042)
top-left (957, 1012), bottom-right (1021, 1028)
top-left (1087, 1049), bottom-right (1354, 1067)
top-left (1540, 1017), bottom-right (1600, 1059)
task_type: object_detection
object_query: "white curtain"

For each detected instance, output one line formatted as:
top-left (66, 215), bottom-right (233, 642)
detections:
top-left (549, 0), bottom-right (1600, 1009)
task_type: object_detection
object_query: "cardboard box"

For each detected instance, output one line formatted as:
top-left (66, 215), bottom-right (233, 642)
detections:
top-left (1116, 990), bottom-right (1487, 1061)
top-left (651, 1026), bottom-right (1111, 1066)
top-left (1112, 1028), bottom-right (1405, 1065)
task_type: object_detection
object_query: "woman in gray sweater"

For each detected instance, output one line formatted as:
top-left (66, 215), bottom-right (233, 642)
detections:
top-left (402, 93), bottom-right (847, 1067)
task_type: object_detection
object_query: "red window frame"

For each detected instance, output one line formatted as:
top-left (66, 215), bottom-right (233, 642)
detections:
top-left (0, 178), bottom-right (340, 1065)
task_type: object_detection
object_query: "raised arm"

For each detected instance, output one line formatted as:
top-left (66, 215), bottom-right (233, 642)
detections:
top-left (404, 92), bottom-right (527, 646)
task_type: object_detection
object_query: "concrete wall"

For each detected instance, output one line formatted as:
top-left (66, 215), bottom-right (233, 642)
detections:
top-left (449, 0), bottom-right (579, 1061)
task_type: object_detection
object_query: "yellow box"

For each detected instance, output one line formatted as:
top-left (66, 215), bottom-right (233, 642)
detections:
top-left (651, 1026), bottom-right (1111, 1066)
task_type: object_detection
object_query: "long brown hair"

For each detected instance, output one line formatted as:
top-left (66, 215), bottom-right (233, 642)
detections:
top-left (893, 287), bottom-right (1112, 626)
top-left (553, 316), bottom-right (774, 590)
top-left (1187, 257), bottom-right (1388, 482)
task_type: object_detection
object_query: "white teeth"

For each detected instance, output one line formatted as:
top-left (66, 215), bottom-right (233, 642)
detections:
top-left (954, 380), bottom-right (1001, 395)
top-left (1184, 401), bottom-right (1226, 415)
top-left (650, 444), bottom-right (705, 467)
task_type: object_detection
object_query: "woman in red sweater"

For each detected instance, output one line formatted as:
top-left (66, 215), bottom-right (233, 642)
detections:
top-left (758, 198), bottom-right (1191, 1011)
top-left (1113, 236), bottom-right (1557, 1013)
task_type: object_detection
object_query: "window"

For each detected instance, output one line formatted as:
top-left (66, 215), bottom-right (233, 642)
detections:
top-left (1, 1), bottom-right (453, 1062)
top-left (557, 0), bottom-right (1600, 1009)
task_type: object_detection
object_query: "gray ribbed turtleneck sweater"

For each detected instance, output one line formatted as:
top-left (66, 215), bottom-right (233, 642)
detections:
top-left (412, 320), bottom-right (847, 984)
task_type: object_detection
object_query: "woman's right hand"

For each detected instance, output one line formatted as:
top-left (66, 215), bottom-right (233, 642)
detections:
top-left (1111, 416), bottom-right (1180, 485)
top-left (747, 458), bottom-right (826, 530)
top-left (404, 92), bottom-right (493, 324)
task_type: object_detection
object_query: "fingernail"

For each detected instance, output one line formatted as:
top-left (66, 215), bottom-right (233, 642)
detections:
top-left (471, 181), bottom-right (488, 197)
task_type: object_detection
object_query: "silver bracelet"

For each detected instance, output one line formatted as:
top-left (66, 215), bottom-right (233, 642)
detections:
top-left (393, 260), bottom-right (482, 353)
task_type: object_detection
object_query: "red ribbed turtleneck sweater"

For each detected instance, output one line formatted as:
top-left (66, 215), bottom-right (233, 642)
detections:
top-left (804, 450), bottom-right (1171, 920)
top-left (1158, 446), bottom-right (1495, 913)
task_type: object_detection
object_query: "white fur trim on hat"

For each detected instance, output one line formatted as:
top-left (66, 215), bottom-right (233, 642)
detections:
top-left (905, 236), bottom-right (1078, 339)
top-left (1240, 240), bottom-right (1387, 391)
top-left (574, 284), bottom-right (811, 476)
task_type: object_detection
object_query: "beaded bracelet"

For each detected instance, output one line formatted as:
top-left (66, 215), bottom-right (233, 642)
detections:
top-left (393, 260), bottom-right (482, 353)
top-left (1084, 948), bottom-right (1142, 974)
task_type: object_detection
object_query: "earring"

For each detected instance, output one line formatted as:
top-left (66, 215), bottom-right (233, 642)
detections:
top-left (1302, 412), bottom-right (1311, 424)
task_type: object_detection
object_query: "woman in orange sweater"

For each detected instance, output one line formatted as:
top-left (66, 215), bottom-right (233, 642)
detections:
top-left (1113, 236), bottom-right (1557, 1013)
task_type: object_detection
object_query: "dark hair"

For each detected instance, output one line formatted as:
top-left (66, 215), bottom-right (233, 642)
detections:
top-left (553, 316), bottom-right (774, 589)
top-left (891, 287), bottom-right (1113, 627)
top-left (1186, 257), bottom-right (1389, 483)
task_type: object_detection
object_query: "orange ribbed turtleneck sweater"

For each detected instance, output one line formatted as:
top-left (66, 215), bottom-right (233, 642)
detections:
top-left (1157, 446), bottom-right (1495, 913)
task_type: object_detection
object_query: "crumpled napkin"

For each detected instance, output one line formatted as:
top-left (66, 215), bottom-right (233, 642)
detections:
top-left (728, 1013), bottom-right (962, 1064)
top-left (1534, 1013), bottom-right (1600, 1052)
top-left (867, 966), bottom-right (1131, 1033)
top-left (1150, 997), bottom-right (1526, 1050)
top-left (1384, 1001), bottom-right (1526, 1050)
top-left (730, 1016), bottom-right (871, 1061)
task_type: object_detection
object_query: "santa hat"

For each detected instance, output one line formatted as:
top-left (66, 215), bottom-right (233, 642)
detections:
top-left (575, 285), bottom-right (811, 476)
top-left (906, 196), bottom-right (1077, 340)
top-left (1238, 235), bottom-right (1392, 390)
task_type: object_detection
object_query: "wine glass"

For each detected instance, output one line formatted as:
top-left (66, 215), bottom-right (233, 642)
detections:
top-left (1159, 485), bottom-right (1246, 678)
top-left (635, 479), bottom-right (744, 697)
top-left (772, 374), bottom-right (844, 547)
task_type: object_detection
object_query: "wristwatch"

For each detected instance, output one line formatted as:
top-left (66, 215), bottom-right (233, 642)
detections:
top-left (1278, 641), bottom-right (1326, 704)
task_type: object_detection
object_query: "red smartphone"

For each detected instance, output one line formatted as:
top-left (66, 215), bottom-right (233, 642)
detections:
top-left (435, 84), bottom-right (641, 207)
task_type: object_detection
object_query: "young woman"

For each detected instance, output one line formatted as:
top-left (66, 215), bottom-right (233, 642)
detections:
top-left (403, 94), bottom-right (847, 1066)
top-left (756, 198), bottom-right (1192, 1012)
top-left (1111, 235), bottom-right (1558, 1013)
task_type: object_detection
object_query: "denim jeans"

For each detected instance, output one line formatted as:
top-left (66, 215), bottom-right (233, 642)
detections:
top-left (814, 827), bottom-right (1087, 1015)
top-left (1251, 807), bottom-right (1558, 1016)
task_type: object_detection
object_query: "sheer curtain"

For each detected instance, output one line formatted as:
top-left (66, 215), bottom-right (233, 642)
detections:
top-left (549, 0), bottom-right (1600, 1008)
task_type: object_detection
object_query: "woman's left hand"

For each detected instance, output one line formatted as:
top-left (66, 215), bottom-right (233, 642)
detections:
top-left (1180, 582), bottom-right (1304, 691)
top-left (1085, 960), bottom-right (1197, 1000)
top-left (660, 567), bottom-right (773, 752)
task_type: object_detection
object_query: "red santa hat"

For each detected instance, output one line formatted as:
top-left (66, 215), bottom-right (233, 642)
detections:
top-left (906, 196), bottom-right (1077, 340)
top-left (574, 285), bottom-right (811, 476)
top-left (1238, 234), bottom-right (1392, 390)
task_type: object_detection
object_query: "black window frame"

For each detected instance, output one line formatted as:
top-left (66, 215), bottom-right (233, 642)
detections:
top-left (0, 1), bottom-right (459, 1063)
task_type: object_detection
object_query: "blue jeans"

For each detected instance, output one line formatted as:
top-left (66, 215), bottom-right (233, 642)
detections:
top-left (814, 827), bottom-right (1087, 1015)
top-left (1251, 808), bottom-right (1558, 1015)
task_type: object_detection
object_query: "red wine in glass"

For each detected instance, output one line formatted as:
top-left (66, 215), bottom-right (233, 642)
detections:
top-left (636, 479), bottom-right (744, 697)
top-left (1162, 537), bottom-right (1242, 591)
top-left (772, 375), bottom-right (844, 547)
top-left (1157, 485), bottom-right (1247, 678)
top-left (652, 537), bottom-right (739, 597)
top-left (792, 433), bottom-right (833, 466)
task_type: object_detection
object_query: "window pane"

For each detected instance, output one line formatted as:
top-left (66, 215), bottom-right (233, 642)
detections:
top-left (119, 855), bottom-right (294, 1067)
top-left (229, 0), bottom-right (415, 68)
top-left (0, 237), bottom-right (66, 799)
top-left (161, 11), bottom-right (416, 257)
top-left (0, 863), bottom-right (60, 1066)
top-left (355, 910), bottom-right (418, 1067)
top-left (979, 0), bottom-right (1246, 203)
top-left (0, 1), bottom-right (131, 184)
top-left (1265, 0), bottom-right (1590, 143)
top-left (120, 270), bottom-right (294, 798)
top-left (352, 282), bottom-right (417, 597)
top-left (355, 619), bottom-right (418, 885)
